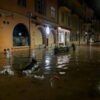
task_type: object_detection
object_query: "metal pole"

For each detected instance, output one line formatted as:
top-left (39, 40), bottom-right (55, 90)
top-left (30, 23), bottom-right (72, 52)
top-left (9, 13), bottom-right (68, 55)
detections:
top-left (28, 12), bottom-right (32, 57)
top-left (79, 32), bottom-right (80, 45)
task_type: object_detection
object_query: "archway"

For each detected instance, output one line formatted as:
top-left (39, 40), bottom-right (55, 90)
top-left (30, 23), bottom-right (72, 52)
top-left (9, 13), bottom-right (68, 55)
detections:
top-left (36, 25), bottom-right (56, 48)
top-left (13, 23), bottom-right (30, 46)
top-left (48, 32), bottom-right (54, 47)
top-left (36, 26), bottom-right (46, 48)
top-left (38, 27), bottom-right (45, 44)
top-left (35, 28), bottom-right (44, 48)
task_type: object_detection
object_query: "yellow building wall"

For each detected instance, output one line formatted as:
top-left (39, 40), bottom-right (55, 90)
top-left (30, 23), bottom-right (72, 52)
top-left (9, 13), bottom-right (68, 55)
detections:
top-left (48, 32), bottom-right (54, 47)
top-left (0, 15), bottom-right (13, 51)
top-left (34, 28), bottom-right (43, 48)
top-left (0, 11), bottom-right (37, 52)
top-left (0, 0), bottom-right (58, 52)
top-left (0, 0), bottom-right (34, 16)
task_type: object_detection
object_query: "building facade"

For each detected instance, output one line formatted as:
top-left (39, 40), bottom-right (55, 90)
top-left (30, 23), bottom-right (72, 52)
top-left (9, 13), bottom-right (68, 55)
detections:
top-left (0, 0), bottom-right (58, 52)
top-left (0, 0), bottom-right (100, 52)
top-left (58, 6), bottom-right (71, 47)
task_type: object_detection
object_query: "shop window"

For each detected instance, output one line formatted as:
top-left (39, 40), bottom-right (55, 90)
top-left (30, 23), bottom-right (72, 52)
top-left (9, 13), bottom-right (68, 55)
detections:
top-left (59, 31), bottom-right (65, 43)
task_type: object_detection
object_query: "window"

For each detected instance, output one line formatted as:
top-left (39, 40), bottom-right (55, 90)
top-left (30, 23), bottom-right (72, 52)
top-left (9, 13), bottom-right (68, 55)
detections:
top-left (68, 15), bottom-right (70, 26)
top-left (35, 0), bottom-right (46, 15)
top-left (61, 12), bottom-right (65, 23)
top-left (17, 0), bottom-right (27, 7)
top-left (51, 6), bottom-right (56, 18)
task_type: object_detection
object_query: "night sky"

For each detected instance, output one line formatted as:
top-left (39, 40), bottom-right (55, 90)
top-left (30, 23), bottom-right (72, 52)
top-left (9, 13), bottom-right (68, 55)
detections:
top-left (84, 0), bottom-right (100, 18)
top-left (60, 0), bottom-right (100, 19)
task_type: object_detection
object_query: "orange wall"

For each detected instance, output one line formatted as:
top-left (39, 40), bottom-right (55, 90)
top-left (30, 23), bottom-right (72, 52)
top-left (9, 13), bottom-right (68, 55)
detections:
top-left (0, 12), bottom-right (36, 52)
top-left (0, 0), bottom-right (34, 15)
top-left (0, 0), bottom-right (58, 52)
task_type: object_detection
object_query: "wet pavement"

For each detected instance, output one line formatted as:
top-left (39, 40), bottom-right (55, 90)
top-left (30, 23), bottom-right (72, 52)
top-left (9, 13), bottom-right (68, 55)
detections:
top-left (0, 46), bottom-right (100, 100)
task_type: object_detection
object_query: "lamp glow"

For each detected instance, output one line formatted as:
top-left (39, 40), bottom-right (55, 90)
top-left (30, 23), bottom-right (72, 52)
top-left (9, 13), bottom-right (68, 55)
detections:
top-left (19, 33), bottom-right (22, 36)
top-left (46, 26), bottom-right (50, 35)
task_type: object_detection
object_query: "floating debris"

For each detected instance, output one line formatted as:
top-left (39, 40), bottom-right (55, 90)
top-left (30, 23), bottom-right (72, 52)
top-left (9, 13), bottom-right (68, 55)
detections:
top-left (50, 75), bottom-right (60, 88)
top-left (22, 64), bottom-right (39, 76)
top-left (59, 72), bottom-right (66, 75)
top-left (57, 55), bottom-right (71, 65)
top-left (57, 64), bottom-right (68, 70)
top-left (50, 80), bottom-right (54, 88)
top-left (45, 66), bottom-right (51, 70)
top-left (50, 75), bottom-right (60, 80)
top-left (0, 65), bottom-right (14, 75)
top-left (33, 75), bottom-right (45, 80)
top-left (63, 67), bottom-right (68, 70)
top-left (57, 65), bottom-right (65, 69)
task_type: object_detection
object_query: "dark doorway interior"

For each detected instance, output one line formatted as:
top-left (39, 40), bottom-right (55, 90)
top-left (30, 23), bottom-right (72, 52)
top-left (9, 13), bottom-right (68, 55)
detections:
top-left (13, 23), bottom-right (30, 46)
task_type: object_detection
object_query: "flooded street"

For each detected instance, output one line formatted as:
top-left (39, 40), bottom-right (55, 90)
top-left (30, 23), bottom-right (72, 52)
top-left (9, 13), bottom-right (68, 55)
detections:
top-left (0, 46), bottom-right (100, 100)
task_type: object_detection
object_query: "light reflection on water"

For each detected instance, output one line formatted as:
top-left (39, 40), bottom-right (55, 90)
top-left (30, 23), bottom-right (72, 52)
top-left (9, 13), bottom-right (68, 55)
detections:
top-left (0, 65), bottom-right (14, 75)
top-left (0, 46), bottom-right (100, 98)
top-left (57, 54), bottom-right (71, 65)
top-left (45, 56), bottom-right (51, 66)
top-left (0, 49), bottom-right (73, 77)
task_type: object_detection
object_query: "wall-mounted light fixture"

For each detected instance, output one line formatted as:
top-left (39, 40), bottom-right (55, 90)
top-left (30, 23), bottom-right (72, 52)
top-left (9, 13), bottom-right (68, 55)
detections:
top-left (46, 26), bottom-right (50, 35)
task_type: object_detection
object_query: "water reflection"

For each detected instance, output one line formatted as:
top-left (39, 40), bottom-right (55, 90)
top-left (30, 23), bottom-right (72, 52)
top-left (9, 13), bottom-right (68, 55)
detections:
top-left (0, 46), bottom-right (100, 99)
top-left (59, 72), bottom-right (66, 75)
top-left (45, 66), bottom-right (51, 70)
top-left (43, 53), bottom-right (54, 73)
top-left (50, 75), bottom-right (60, 88)
top-left (57, 54), bottom-right (71, 65)
top-left (0, 65), bottom-right (14, 75)
top-left (33, 74), bottom-right (45, 80)
top-left (45, 56), bottom-right (51, 66)
top-left (96, 82), bottom-right (100, 93)
top-left (56, 54), bottom-right (71, 70)
top-left (0, 49), bottom-right (14, 75)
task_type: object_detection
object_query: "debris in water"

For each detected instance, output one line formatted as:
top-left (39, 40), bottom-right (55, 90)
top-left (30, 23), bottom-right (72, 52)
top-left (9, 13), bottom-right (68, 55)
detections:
top-left (33, 75), bottom-right (45, 80)
top-left (0, 65), bottom-right (14, 75)
top-left (59, 72), bottom-right (66, 75)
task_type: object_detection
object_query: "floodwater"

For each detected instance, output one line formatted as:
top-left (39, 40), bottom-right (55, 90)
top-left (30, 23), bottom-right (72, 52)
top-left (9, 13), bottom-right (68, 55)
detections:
top-left (0, 46), bottom-right (100, 100)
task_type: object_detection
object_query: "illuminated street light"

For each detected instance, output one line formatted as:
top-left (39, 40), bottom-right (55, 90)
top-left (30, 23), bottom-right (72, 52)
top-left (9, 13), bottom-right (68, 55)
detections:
top-left (85, 32), bottom-right (88, 35)
top-left (46, 26), bottom-right (50, 36)
top-left (45, 26), bottom-right (50, 47)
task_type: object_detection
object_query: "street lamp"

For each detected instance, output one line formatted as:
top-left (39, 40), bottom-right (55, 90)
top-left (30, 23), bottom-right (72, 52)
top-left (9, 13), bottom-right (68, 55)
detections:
top-left (46, 26), bottom-right (50, 47)
top-left (77, 31), bottom-right (80, 45)
top-left (46, 26), bottom-right (50, 35)
top-left (85, 32), bottom-right (89, 45)
top-left (27, 12), bottom-right (32, 57)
